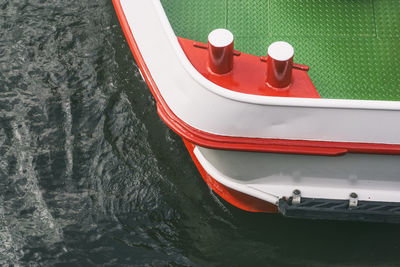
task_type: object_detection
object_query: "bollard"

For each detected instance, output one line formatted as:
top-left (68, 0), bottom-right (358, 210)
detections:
top-left (266, 41), bottom-right (294, 89)
top-left (208, 29), bottom-right (234, 74)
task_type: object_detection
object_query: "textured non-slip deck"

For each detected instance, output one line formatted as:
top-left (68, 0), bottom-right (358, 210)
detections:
top-left (161, 0), bottom-right (400, 101)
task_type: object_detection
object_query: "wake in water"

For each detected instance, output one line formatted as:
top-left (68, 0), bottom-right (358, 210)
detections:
top-left (0, 0), bottom-right (195, 265)
top-left (0, 114), bottom-right (63, 265)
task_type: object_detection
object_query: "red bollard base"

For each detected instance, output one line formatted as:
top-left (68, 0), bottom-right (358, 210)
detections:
top-left (178, 37), bottom-right (320, 99)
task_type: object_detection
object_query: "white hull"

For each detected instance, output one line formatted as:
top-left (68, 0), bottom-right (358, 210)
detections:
top-left (195, 146), bottom-right (400, 204)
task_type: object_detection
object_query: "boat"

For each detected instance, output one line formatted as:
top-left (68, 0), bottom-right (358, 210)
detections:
top-left (113, 0), bottom-right (400, 223)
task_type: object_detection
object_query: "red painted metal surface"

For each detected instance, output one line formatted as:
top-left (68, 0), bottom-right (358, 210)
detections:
top-left (179, 37), bottom-right (320, 98)
top-left (266, 42), bottom-right (295, 89)
top-left (113, 0), bottom-right (400, 156)
top-left (266, 56), bottom-right (293, 89)
top-left (207, 31), bottom-right (234, 74)
top-left (183, 139), bottom-right (278, 213)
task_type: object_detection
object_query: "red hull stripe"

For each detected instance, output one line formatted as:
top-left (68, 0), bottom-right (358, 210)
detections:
top-left (113, 0), bottom-right (400, 156)
top-left (182, 139), bottom-right (278, 213)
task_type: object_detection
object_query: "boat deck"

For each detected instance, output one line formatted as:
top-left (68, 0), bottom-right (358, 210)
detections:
top-left (161, 0), bottom-right (400, 101)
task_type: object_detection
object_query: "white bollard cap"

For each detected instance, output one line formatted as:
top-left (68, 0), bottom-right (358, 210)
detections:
top-left (268, 41), bottom-right (294, 61)
top-left (208, 29), bottom-right (234, 48)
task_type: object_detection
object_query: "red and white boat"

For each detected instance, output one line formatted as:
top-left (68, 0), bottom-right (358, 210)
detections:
top-left (113, 0), bottom-right (400, 222)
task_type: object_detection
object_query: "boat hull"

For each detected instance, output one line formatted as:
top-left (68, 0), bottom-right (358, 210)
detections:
top-left (182, 139), bottom-right (278, 213)
top-left (114, 0), bottom-right (400, 148)
top-left (113, 0), bottom-right (400, 222)
top-left (184, 140), bottom-right (400, 222)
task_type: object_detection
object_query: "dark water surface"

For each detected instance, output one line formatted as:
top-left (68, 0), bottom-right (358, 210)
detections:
top-left (1, 0), bottom-right (400, 266)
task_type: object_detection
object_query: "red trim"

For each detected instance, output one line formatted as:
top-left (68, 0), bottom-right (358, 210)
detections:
top-left (157, 103), bottom-right (348, 156)
top-left (183, 139), bottom-right (278, 213)
top-left (112, 0), bottom-right (163, 106)
top-left (112, 0), bottom-right (400, 156)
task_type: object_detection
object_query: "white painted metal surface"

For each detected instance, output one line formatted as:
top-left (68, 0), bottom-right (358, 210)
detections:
top-left (208, 29), bottom-right (233, 48)
top-left (120, 0), bottom-right (400, 144)
top-left (268, 41), bottom-right (294, 61)
top-left (194, 146), bottom-right (400, 204)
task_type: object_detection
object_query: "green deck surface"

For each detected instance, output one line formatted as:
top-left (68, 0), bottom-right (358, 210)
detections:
top-left (161, 0), bottom-right (400, 101)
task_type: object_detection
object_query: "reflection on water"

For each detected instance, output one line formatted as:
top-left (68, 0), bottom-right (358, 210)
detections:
top-left (0, 0), bottom-right (400, 265)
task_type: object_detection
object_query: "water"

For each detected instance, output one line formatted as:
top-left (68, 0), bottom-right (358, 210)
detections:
top-left (1, 0), bottom-right (400, 266)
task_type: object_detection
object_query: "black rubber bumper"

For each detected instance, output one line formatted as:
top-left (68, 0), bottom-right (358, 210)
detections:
top-left (278, 197), bottom-right (400, 223)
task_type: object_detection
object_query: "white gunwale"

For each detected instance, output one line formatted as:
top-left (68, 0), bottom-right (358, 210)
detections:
top-left (152, 0), bottom-right (400, 111)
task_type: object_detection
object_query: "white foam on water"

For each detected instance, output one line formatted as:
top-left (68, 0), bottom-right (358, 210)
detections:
top-left (0, 203), bottom-right (20, 266)
top-left (9, 121), bottom-right (63, 245)
top-left (60, 88), bottom-right (74, 183)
